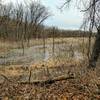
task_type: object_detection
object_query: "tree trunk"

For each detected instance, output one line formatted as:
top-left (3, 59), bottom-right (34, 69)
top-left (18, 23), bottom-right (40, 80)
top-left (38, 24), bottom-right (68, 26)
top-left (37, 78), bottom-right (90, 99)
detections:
top-left (89, 26), bottom-right (100, 68)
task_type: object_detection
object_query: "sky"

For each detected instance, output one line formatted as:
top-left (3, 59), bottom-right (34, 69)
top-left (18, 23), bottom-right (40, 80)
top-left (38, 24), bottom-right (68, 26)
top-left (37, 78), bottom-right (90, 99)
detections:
top-left (3, 0), bottom-right (84, 30)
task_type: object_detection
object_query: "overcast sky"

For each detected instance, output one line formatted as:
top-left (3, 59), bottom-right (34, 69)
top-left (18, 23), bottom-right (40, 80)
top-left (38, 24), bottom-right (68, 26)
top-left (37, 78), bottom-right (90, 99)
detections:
top-left (3, 0), bottom-right (83, 30)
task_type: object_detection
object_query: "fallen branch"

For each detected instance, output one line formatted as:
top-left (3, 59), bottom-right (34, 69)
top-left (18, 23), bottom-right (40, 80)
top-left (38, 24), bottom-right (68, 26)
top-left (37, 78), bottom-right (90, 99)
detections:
top-left (0, 74), bottom-right (75, 86)
top-left (0, 74), bottom-right (12, 82)
top-left (20, 75), bottom-right (75, 86)
top-left (0, 74), bottom-right (23, 83)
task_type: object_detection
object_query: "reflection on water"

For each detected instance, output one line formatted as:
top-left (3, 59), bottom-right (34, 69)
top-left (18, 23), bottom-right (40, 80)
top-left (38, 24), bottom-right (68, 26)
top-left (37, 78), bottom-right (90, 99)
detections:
top-left (0, 44), bottom-right (84, 65)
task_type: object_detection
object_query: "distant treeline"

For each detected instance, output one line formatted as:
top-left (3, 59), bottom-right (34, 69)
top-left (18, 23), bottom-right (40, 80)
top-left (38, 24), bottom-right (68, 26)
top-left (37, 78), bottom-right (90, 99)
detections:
top-left (0, 1), bottom-right (96, 42)
top-left (44, 28), bottom-right (96, 38)
top-left (0, 16), bottom-right (96, 41)
top-left (0, 15), bottom-right (95, 40)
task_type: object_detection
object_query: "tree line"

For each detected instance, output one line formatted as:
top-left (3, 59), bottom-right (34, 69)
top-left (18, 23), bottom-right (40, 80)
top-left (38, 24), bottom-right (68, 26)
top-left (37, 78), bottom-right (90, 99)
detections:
top-left (0, 0), bottom-right (95, 42)
top-left (0, 0), bottom-right (50, 42)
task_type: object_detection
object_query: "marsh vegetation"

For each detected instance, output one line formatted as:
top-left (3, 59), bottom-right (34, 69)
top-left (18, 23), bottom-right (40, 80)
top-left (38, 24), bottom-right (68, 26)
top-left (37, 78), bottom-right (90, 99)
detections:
top-left (0, 0), bottom-right (100, 100)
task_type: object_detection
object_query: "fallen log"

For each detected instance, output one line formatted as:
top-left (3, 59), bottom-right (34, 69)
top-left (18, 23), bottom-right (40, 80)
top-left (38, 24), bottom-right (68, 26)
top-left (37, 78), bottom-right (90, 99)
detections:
top-left (19, 75), bottom-right (75, 86)
top-left (0, 74), bottom-right (75, 86)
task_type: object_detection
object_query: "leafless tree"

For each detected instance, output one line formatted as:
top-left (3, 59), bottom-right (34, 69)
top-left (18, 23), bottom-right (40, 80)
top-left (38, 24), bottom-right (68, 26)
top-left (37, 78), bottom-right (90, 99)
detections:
top-left (61, 0), bottom-right (100, 68)
top-left (42, 26), bottom-right (46, 58)
top-left (51, 27), bottom-right (58, 56)
top-left (0, 2), bottom-right (13, 40)
top-left (26, 1), bottom-right (50, 45)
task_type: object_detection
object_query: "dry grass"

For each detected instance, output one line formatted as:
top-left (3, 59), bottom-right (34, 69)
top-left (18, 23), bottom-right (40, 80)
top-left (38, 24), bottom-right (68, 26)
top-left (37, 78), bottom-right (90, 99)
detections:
top-left (0, 37), bottom-right (100, 100)
top-left (0, 37), bottom-right (95, 52)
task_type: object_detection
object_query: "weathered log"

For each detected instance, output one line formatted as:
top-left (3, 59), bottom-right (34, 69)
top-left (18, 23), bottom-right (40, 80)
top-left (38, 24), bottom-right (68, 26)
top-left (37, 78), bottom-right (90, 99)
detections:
top-left (19, 75), bottom-right (74, 86)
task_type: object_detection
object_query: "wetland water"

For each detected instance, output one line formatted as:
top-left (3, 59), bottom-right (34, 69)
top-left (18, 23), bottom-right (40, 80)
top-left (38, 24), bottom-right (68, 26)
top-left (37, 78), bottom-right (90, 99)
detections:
top-left (0, 44), bottom-right (84, 65)
top-left (0, 43), bottom-right (87, 83)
